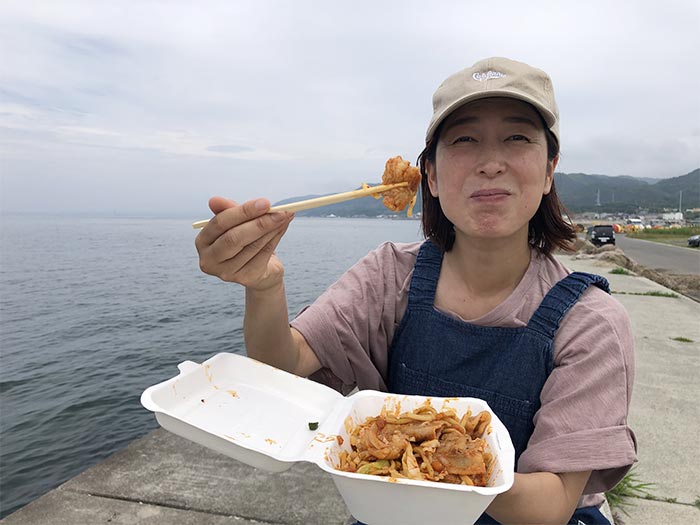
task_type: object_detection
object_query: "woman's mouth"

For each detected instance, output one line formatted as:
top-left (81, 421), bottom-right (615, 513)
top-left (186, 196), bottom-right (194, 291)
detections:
top-left (470, 188), bottom-right (511, 201)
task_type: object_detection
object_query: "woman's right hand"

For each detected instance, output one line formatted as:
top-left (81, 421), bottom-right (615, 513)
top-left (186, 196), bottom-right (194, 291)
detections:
top-left (195, 196), bottom-right (294, 291)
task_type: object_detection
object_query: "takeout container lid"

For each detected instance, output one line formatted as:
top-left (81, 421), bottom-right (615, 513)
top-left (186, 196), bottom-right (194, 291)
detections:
top-left (141, 353), bottom-right (515, 525)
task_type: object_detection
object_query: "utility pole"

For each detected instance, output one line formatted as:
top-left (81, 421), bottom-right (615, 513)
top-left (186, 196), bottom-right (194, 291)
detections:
top-left (679, 190), bottom-right (683, 213)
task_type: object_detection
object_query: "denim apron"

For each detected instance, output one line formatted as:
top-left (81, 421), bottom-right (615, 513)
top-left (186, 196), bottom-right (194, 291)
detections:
top-left (385, 240), bottom-right (611, 525)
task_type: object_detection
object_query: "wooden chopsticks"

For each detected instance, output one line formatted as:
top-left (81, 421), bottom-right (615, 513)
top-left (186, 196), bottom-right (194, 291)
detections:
top-left (191, 182), bottom-right (408, 229)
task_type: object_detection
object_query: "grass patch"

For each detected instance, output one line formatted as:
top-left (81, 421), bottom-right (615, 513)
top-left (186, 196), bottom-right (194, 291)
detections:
top-left (626, 226), bottom-right (700, 248)
top-left (671, 336), bottom-right (694, 343)
top-left (612, 291), bottom-right (679, 298)
top-left (628, 226), bottom-right (700, 237)
top-left (694, 495), bottom-right (700, 510)
top-left (610, 267), bottom-right (631, 275)
top-left (626, 236), bottom-right (694, 248)
top-left (644, 291), bottom-right (680, 298)
top-left (606, 467), bottom-right (655, 515)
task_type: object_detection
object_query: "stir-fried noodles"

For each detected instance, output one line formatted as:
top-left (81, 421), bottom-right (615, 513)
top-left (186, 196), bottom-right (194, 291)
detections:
top-left (337, 404), bottom-right (494, 486)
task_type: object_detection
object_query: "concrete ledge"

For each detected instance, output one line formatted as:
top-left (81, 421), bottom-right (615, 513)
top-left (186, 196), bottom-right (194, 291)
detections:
top-left (2, 429), bottom-right (351, 525)
top-left (1, 490), bottom-right (261, 525)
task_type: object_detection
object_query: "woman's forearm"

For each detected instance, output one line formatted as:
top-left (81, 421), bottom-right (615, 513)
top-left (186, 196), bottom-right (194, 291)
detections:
top-left (486, 471), bottom-right (590, 525)
top-left (243, 280), bottom-right (299, 373)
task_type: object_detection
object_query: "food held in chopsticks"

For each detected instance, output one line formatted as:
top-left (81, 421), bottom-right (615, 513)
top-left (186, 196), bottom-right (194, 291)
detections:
top-left (191, 155), bottom-right (421, 229)
top-left (337, 404), bottom-right (494, 486)
top-left (363, 156), bottom-right (422, 217)
top-left (379, 155), bottom-right (422, 216)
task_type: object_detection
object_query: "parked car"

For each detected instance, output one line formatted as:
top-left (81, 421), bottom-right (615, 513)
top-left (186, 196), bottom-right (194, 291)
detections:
top-left (688, 235), bottom-right (700, 248)
top-left (586, 225), bottom-right (616, 247)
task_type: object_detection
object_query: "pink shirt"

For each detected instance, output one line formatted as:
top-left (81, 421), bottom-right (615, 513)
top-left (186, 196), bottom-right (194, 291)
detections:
top-left (291, 241), bottom-right (637, 504)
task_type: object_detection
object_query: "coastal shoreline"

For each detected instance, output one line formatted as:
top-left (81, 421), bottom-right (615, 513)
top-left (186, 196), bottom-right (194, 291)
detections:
top-left (3, 252), bottom-right (698, 525)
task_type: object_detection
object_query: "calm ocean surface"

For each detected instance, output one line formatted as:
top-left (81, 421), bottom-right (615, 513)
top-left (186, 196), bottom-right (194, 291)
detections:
top-left (0, 215), bottom-right (423, 518)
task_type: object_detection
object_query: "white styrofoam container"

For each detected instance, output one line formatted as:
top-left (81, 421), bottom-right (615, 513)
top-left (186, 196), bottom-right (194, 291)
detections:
top-left (141, 353), bottom-right (515, 525)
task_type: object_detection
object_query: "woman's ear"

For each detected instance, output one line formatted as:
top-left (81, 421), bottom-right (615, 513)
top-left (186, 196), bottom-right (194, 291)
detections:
top-left (543, 154), bottom-right (558, 195)
top-left (426, 160), bottom-right (439, 197)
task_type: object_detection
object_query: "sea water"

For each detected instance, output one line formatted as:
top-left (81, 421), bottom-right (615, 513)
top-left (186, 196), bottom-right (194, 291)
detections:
top-left (0, 215), bottom-right (423, 518)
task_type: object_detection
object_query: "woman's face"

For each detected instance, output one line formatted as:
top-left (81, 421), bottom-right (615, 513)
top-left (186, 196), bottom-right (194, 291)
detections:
top-left (427, 97), bottom-right (557, 244)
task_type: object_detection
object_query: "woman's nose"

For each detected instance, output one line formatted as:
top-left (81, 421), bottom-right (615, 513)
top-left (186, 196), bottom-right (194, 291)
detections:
top-left (476, 147), bottom-right (506, 177)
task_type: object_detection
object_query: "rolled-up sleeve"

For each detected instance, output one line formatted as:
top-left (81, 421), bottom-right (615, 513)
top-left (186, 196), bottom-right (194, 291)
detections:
top-left (291, 242), bottom-right (417, 394)
top-left (518, 287), bottom-right (638, 494)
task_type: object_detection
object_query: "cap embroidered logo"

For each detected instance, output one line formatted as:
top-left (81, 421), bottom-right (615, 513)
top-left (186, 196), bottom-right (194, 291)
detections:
top-left (472, 71), bottom-right (506, 82)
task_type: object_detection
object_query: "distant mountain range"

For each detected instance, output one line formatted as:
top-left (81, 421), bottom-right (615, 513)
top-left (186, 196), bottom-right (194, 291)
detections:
top-left (275, 169), bottom-right (699, 217)
top-left (554, 169), bottom-right (699, 213)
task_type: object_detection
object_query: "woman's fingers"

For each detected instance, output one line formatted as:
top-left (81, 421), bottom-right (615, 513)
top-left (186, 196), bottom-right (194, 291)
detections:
top-left (195, 196), bottom-right (295, 287)
top-left (208, 196), bottom-right (237, 214)
top-left (197, 198), bottom-right (271, 247)
top-left (215, 226), bottom-right (283, 278)
top-left (241, 218), bottom-right (291, 271)
top-left (224, 222), bottom-right (291, 285)
top-left (266, 219), bottom-right (291, 255)
top-left (206, 210), bottom-right (291, 264)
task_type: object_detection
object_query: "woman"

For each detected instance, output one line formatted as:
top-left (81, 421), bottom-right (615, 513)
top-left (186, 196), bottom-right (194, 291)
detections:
top-left (195, 57), bottom-right (637, 525)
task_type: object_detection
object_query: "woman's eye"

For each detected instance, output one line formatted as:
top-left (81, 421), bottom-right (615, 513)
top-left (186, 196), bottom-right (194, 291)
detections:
top-left (507, 134), bottom-right (530, 142)
top-left (452, 136), bottom-right (476, 144)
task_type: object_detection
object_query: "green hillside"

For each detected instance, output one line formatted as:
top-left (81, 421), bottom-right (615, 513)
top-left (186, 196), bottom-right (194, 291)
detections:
top-left (554, 169), bottom-right (699, 213)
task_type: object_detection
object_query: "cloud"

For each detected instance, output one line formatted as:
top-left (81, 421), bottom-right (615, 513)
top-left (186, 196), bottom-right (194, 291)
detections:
top-left (206, 144), bottom-right (254, 154)
top-left (560, 134), bottom-right (700, 178)
top-left (54, 32), bottom-right (128, 58)
top-left (0, 0), bottom-right (698, 215)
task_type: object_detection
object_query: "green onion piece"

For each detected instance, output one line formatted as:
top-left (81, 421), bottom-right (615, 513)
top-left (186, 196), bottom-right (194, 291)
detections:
top-left (357, 460), bottom-right (391, 475)
top-left (308, 422), bottom-right (319, 430)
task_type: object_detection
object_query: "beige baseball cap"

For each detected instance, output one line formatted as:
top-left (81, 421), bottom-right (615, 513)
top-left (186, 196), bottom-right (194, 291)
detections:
top-left (425, 57), bottom-right (559, 145)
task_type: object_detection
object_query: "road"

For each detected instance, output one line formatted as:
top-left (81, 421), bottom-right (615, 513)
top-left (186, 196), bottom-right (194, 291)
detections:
top-left (615, 234), bottom-right (700, 275)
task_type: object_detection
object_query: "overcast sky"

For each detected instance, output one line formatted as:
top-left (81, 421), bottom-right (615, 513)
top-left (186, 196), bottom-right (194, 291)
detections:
top-left (1, 0), bottom-right (698, 217)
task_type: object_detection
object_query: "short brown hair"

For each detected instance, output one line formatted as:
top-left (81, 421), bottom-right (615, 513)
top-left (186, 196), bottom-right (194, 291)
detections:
top-left (417, 122), bottom-right (576, 255)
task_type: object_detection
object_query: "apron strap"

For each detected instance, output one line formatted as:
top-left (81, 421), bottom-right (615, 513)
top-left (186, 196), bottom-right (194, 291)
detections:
top-left (407, 240), bottom-right (443, 307)
top-left (527, 272), bottom-right (610, 339)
